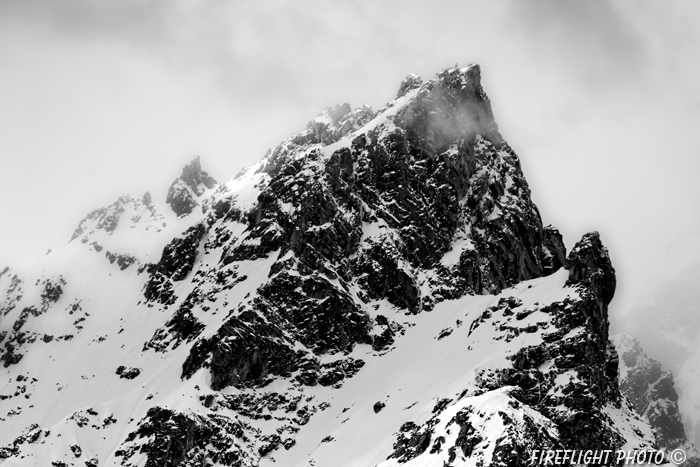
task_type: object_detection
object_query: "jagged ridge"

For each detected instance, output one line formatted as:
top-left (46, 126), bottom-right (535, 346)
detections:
top-left (0, 64), bottom-right (685, 466)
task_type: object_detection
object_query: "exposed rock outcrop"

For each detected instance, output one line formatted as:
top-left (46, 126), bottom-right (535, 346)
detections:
top-left (143, 223), bottom-right (207, 305)
top-left (166, 156), bottom-right (217, 217)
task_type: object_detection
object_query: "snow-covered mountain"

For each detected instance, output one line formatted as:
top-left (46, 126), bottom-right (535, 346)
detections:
top-left (613, 235), bottom-right (700, 453)
top-left (613, 334), bottom-right (699, 467)
top-left (0, 64), bottom-right (694, 466)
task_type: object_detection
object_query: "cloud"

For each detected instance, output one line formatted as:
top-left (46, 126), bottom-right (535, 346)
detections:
top-left (0, 1), bottom-right (508, 112)
top-left (0, 0), bottom-right (171, 44)
top-left (504, 0), bottom-right (650, 91)
top-left (0, 1), bottom-right (305, 106)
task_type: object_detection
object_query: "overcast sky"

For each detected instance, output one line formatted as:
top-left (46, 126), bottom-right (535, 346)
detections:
top-left (1, 0), bottom-right (699, 322)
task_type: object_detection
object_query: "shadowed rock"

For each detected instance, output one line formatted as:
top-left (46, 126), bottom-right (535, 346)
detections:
top-left (166, 157), bottom-right (218, 217)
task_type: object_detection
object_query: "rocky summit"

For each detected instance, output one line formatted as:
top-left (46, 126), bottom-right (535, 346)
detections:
top-left (0, 64), bottom-right (696, 466)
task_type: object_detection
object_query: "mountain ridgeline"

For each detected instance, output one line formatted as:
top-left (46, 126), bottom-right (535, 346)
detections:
top-left (0, 64), bottom-right (696, 466)
top-left (171, 64), bottom-right (569, 391)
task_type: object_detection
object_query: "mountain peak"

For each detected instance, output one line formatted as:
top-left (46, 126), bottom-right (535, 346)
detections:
top-left (399, 63), bottom-right (502, 150)
top-left (436, 63), bottom-right (482, 91)
top-left (166, 156), bottom-right (217, 217)
top-left (396, 72), bottom-right (423, 98)
top-left (0, 64), bottom-right (687, 466)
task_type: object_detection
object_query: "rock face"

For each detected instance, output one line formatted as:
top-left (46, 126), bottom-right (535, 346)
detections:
top-left (614, 334), bottom-right (700, 467)
top-left (166, 156), bottom-right (217, 217)
top-left (384, 234), bottom-right (630, 466)
top-left (143, 223), bottom-right (207, 305)
top-left (0, 64), bottom-right (688, 466)
top-left (178, 65), bottom-right (570, 394)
